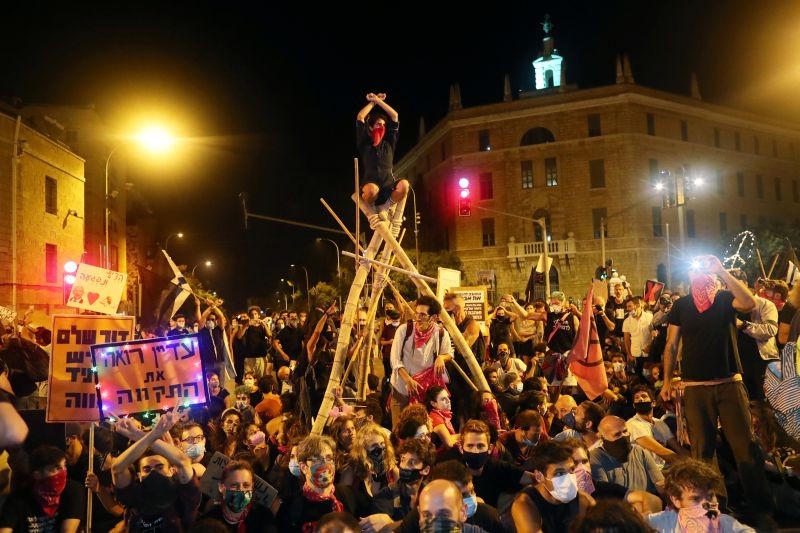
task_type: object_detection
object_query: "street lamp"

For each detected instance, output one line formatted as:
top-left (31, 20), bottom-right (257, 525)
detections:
top-left (191, 259), bottom-right (212, 277)
top-left (280, 278), bottom-right (294, 306)
top-left (290, 264), bottom-right (311, 314)
top-left (317, 238), bottom-right (342, 309)
top-left (104, 126), bottom-right (175, 269)
top-left (656, 166), bottom-right (704, 285)
top-left (164, 232), bottom-right (184, 255)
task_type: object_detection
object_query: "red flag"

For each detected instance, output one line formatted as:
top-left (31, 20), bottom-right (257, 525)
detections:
top-left (567, 284), bottom-right (608, 400)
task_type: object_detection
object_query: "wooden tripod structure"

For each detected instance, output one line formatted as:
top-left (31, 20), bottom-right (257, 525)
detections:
top-left (310, 189), bottom-right (490, 435)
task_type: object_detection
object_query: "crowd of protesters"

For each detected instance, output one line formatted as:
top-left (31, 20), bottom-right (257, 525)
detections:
top-left (1, 254), bottom-right (800, 532)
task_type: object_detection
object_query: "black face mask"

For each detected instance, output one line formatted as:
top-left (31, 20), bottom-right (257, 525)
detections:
top-left (462, 450), bottom-right (490, 470)
top-left (421, 516), bottom-right (462, 533)
top-left (368, 447), bottom-right (386, 475)
top-left (633, 401), bottom-right (653, 415)
top-left (603, 436), bottom-right (632, 463)
top-left (398, 467), bottom-right (423, 484)
top-left (140, 471), bottom-right (179, 514)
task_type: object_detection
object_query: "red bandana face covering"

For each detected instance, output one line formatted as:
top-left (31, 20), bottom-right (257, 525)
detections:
top-left (689, 272), bottom-right (718, 313)
top-left (371, 123), bottom-right (386, 146)
top-left (34, 469), bottom-right (67, 517)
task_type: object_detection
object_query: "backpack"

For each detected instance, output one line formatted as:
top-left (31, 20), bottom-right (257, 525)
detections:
top-left (764, 341), bottom-right (800, 440)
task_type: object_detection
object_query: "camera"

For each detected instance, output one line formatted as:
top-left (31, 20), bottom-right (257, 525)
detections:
top-left (659, 295), bottom-right (672, 307)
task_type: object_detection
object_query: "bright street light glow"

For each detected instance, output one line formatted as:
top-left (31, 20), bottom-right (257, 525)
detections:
top-left (460, 189), bottom-right (470, 198)
top-left (64, 261), bottom-right (78, 273)
top-left (693, 178), bottom-right (705, 187)
top-left (458, 178), bottom-right (469, 189)
top-left (205, 260), bottom-right (212, 267)
top-left (177, 232), bottom-right (184, 238)
top-left (654, 182), bottom-right (665, 191)
top-left (137, 126), bottom-right (175, 153)
top-left (65, 274), bottom-right (76, 284)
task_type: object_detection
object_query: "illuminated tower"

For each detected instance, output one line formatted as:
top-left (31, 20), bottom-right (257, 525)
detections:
top-left (532, 14), bottom-right (564, 90)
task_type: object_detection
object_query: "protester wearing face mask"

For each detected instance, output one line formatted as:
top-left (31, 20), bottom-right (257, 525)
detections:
top-left (254, 375), bottom-right (282, 422)
top-left (511, 441), bottom-right (594, 533)
top-left (273, 310), bottom-right (304, 373)
top-left (279, 435), bottom-right (345, 532)
top-left (494, 372), bottom-right (522, 421)
top-left (207, 370), bottom-right (232, 420)
top-left (424, 386), bottom-right (459, 450)
top-left (489, 343), bottom-right (527, 383)
top-left (622, 297), bottom-right (653, 379)
top-left (503, 292), bottom-right (579, 356)
top-left (488, 303), bottom-right (517, 360)
top-left (200, 460), bottom-right (274, 531)
top-left (111, 407), bottom-right (201, 532)
top-left (179, 423), bottom-right (209, 477)
top-left (0, 446), bottom-right (83, 532)
top-left (441, 420), bottom-right (534, 509)
top-left (232, 386), bottom-right (257, 425)
top-left (198, 305), bottom-right (231, 390)
top-left (379, 305), bottom-right (403, 381)
top-left (549, 394), bottom-right (578, 436)
top-left (416, 479), bottom-right (476, 533)
top-left (361, 439), bottom-right (436, 530)
top-left (648, 458), bottom-right (754, 533)
top-left (626, 386), bottom-right (685, 467)
top-left (346, 422), bottom-right (398, 514)
top-left (167, 313), bottom-right (193, 338)
top-left (385, 460), bottom-right (504, 533)
top-left (498, 410), bottom-right (548, 468)
top-left (554, 400), bottom-right (604, 451)
top-left (590, 416), bottom-right (664, 496)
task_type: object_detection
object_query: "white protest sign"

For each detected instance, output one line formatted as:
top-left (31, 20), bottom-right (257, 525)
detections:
top-left (451, 286), bottom-right (488, 325)
top-left (436, 267), bottom-right (462, 301)
top-left (0, 305), bottom-right (16, 323)
top-left (66, 263), bottom-right (127, 314)
top-left (200, 452), bottom-right (278, 508)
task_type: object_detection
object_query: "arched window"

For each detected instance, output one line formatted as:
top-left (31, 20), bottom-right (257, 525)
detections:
top-left (520, 127), bottom-right (555, 146)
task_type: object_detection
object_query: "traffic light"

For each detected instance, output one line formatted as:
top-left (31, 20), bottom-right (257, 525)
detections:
top-left (458, 177), bottom-right (471, 216)
top-left (595, 266), bottom-right (608, 280)
top-left (63, 261), bottom-right (78, 304)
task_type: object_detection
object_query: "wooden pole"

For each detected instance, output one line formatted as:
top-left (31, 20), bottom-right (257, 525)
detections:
top-left (767, 253), bottom-right (780, 279)
top-left (755, 248), bottom-right (767, 279)
top-left (341, 252), bottom-right (438, 283)
top-left (86, 423), bottom-right (94, 532)
top-left (354, 194), bottom-right (491, 393)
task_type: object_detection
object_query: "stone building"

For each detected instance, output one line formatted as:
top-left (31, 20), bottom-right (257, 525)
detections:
top-left (396, 20), bottom-right (800, 302)
top-left (0, 110), bottom-right (85, 315)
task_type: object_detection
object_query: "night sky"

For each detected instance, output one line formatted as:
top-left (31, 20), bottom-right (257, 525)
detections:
top-left (2, 1), bottom-right (799, 310)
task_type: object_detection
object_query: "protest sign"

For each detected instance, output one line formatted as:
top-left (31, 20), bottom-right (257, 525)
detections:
top-left (47, 315), bottom-right (135, 422)
top-left (0, 305), bottom-right (16, 322)
top-left (436, 267), bottom-right (462, 301)
top-left (91, 334), bottom-right (208, 417)
top-left (644, 279), bottom-right (666, 305)
top-left (200, 452), bottom-right (279, 508)
top-left (66, 263), bottom-right (128, 314)
top-left (451, 286), bottom-right (488, 325)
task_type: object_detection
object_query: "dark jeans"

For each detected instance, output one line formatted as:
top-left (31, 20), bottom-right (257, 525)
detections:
top-left (684, 380), bottom-right (774, 513)
top-left (740, 353), bottom-right (769, 401)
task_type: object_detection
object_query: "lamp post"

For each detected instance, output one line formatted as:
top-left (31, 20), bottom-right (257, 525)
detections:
top-left (656, 166), bottom-right (703, 286)
top-left (407, 184), bottom-right (421, 268)
top-left (317, 238), bottom-right (342, 308)
top-left (291, 264), bottom-right (311, 314)
top-left (164, 232), bottom-right (184, 255)
top-left (191, 260), bottom-right (212, 277)
top-left (281, 278), bottom-right (295, 306)
top-left (104, 126), bottom-right (175, 269)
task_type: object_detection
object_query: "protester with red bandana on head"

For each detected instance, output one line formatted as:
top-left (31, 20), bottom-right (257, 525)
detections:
top-left (661, 255), bottom-right (777, 531)
top-left (355, 92), bottom-right (408, 216)
top-left (0, 446), bottom-right (84, 533)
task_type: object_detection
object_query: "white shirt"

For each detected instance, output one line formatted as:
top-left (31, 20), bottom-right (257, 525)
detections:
top-left (626, 413), bottom-right (674, 469)
top-left (491, 357), bottom-right (527, 382)
top-left (390, 323), bottom-right (452, 396)
top-left (622, 311), bottom-right (653, 357)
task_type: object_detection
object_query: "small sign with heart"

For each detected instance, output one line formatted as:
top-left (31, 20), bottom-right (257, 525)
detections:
top-left (66, 263), bottom-right (127, 315)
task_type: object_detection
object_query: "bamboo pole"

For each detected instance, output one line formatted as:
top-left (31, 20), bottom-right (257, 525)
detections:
top-left (767, 253), bottom-right (779, 279)
top-left (353, 194), bottom-right (491, 393)
top-left (756, 248), bottom-right (767, 279)
top-left (341, 252), bottom-right (437, 283)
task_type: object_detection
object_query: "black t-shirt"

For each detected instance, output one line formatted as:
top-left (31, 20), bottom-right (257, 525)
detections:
top-left (276, 327), bottom-right (304, 361)
top-left (605, 299), bottom-right (627, 336)
top-left (200, 503), bottom-right (276, 533)
top-left (396, 503), bottom-right (504, 533)
top-left (519, 485), bottom-right (579, 533)
top-left (199, 327), bottom-right (226, 366)
top-left (668, 291), bottom-right (736, 380)
top-left (116, 475), bottom-right (202, 533)
top-left (778, 303), bottom-right (797, 349)
top-left (736, 311), bottom-right (760, 364)
top-left (544, 312), bottom-right (576, 354)
top-left (440, 451), bottom-right (525, 508)
top-left (243, 324), bottom-right (269, 357)
top-left (356, 119), bottom-right (399, 186)
top-left (278, 492), bottom-right (343, 533)
top-left (0, 479), bottom-right (85, 533)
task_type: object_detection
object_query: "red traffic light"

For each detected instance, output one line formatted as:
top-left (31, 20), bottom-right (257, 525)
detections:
top-left (458, 177), bottom-right (470, 189)
top-left (64, 261), bottom-right (78, 273)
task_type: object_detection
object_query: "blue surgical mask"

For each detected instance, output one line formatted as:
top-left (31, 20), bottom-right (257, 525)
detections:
top-left (562, 411), bottom-right (576, 429)
top-left (185, 443), bottom-right (205, 460)
top-left (523, 437), bottom-right (539, 448)
top-left (288, 459), bottom-right (302, 477)
top-left (463, 495), bottom-right (478, 518)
